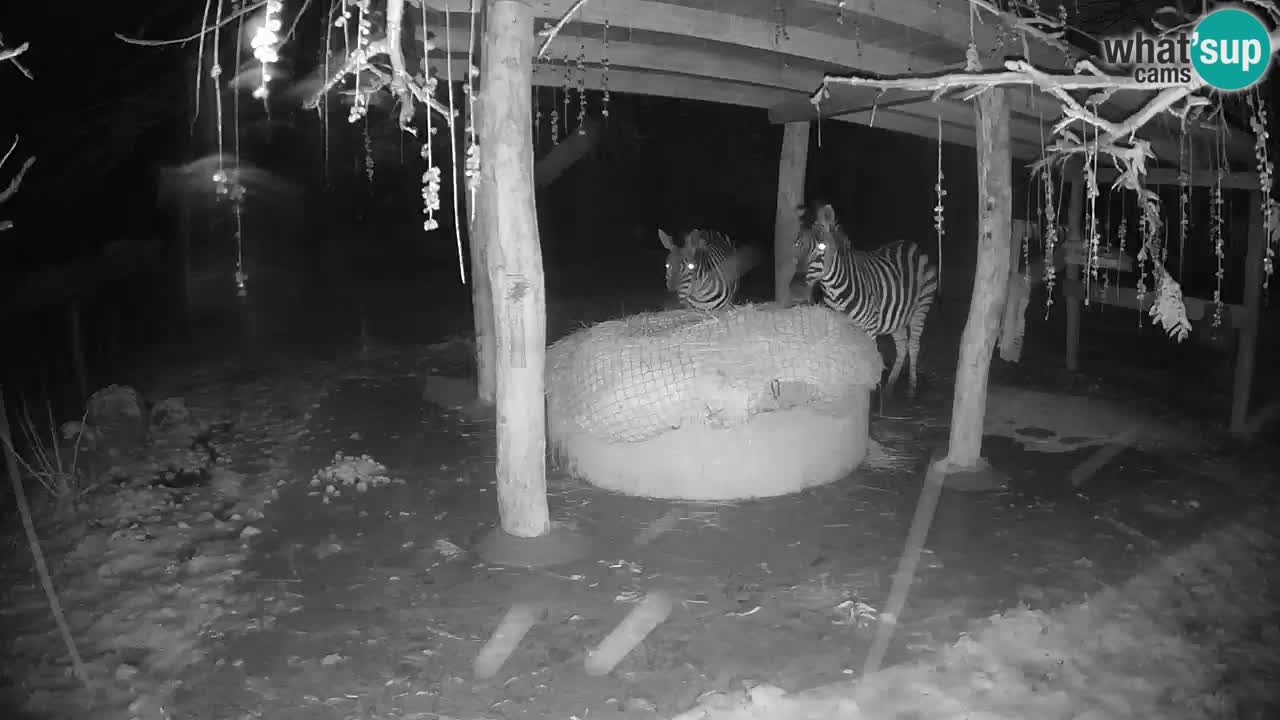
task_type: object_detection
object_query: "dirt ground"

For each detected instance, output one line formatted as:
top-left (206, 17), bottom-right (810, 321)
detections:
top-left (2, 287), bottom-right (1278, 720)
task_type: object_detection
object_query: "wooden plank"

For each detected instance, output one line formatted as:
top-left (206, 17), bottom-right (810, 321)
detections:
top-left (770, 82), bottom-right (1060, 156)
top-left (425, 0), bottom-right (947, 76)
top-left (800, 0), bottom-right (1073, 70)
top-left (435, 27), bottom-right (832, 92)
top-left (433, 57), bottom-right (807, 112)
top-left (832, 104), bottom-right (1043, 159)
top-left (1231, 192), bottom-right (1267, 434)
top-left (891, 98), bottom-right (1045, 153)
top-left (778, 82), bottom-right (1062, 125)
top-left (796, 0), bottom-right (973, 53)
top-left (431, 62), bottom-right (1043, 157)
top-left (1082, 283), bottom-right (1245, 329)
top-left (1095, 166), bottom-right (1260, 190)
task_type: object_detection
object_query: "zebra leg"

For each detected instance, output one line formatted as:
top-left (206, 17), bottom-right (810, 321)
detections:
top-left (905, 327), bottom-right (922, 399)
top-left (885, 327), bottom-right (908, 395)
top-left (905, 301), bottom-right (933, 398)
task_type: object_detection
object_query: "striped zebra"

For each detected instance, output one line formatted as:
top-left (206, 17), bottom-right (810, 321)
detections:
top-left (795, 204), bottom-right (939, 398)
top-left (658, 228), bottom-right (754, 311)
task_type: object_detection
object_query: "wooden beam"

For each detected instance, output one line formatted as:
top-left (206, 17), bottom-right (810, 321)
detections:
top-left (425, 0), bottom-right (948, 76)
top-left (770, 78), bottom-right (1061, 125)
top-left (944, 86), bottom-right (1013, 472)
top-left (1081, 285), bottom-right (1246, 328)
top-left (770, 84), bottom-right (1054, 158)
top-left (479, 0), bottom-right (550, 539)
top-left (796, 0), bottom-right (976, 55)
top-left (430, 58), bottom-right (800, 111)
top-left (774, 122), bottom-right (810, 305)
top-left (1231, 192), bottom-right (1268, 435)
top-left (889, 98), bottom-right (1046, 155)
top-left (1095, 166), bottom-right (1261, 190)
top-left (436, 28), bottom-right (833, 94)
top-left (828, 104), bottom-right (1043, 159)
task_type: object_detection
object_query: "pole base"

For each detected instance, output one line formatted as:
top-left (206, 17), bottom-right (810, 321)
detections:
top-left (422, 374), bottom-right (494, 421)
top-left (474, 523), bottom-right (590, 568)
top-left (927, 450), bottom-right (1010, 493)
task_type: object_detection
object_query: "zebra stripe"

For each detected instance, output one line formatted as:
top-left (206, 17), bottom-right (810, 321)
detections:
top-left (795, 204), bottom-right (939, 398)
top-left (659, 228), bottom-right (741, 311)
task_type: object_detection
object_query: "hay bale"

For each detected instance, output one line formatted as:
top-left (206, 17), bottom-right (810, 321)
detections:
top-left (546, 304), bottom-right (881, 500)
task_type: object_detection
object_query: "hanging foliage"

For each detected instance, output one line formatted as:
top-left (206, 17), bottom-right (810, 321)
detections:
top-left (0, 39), bottom-right (35, 232)
top-left (811, 0), bottom-right (1279, 343)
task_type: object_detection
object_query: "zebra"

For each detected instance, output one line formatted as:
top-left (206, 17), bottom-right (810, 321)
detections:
top-left (658, 228), bottom-right (757, 310)
top-left (795, 203), bottom-right (939, 398)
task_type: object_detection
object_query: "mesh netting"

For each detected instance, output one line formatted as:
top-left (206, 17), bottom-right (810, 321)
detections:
top-left (546, 303), bottom-right (882, 444)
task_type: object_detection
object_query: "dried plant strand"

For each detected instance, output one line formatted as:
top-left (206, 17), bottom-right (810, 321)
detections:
top-left (250, 0), bottom-right (283, 100)
top-left (536, 0), bottom-right (594, 59)
top-left (0, 389), bottom-right (89, 689)
top-left (212, 0), bottom-right (227, 194)
top-left (933, 115), bottom-right (946, 296)
top-left (1248, 90), bottom-right (1276, 287)
top-left (576, 43), bottom-right (587, 134)
top-left (0, 40), bottom-right (31, 65)
top-left (385, 0), bottom-right (417, 131)
top-left (189, 0), bottom-right (216, 135)
top-left (601, 10), bottom-right (610, 118)
top-left (116, 0), bottom-right (266, 46)
top-left (457, 0), bottom-right (478, 282)
top-left (420, 0), bottom-right (441, 233)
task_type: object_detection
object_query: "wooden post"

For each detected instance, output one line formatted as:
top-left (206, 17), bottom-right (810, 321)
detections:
top-left (68, 301), bottom-right (89, 402)
top-left (1230, 192), bottom-right (1267, 435)
top-left (773, 121), bottom-right (809, 305)
top-left (1063, 160), bottom-right (1085, 372)
top-left (467, 111), bottom-right (497, 405)
top-left (479, 0), bottom-right (551, 539)
top-left (944, 89), bottom-right (1012, 470)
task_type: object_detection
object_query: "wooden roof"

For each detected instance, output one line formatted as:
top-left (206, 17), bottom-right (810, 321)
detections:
top-left (423, 0), bottom-right (1256, 176)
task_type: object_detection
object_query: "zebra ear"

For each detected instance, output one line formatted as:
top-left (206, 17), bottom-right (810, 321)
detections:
top-left (686, 231), bottom-right (707, 251)
top-left (658, 229), bottom-right (675, 250)
top-left (815, 204), bottom-right (837, 230)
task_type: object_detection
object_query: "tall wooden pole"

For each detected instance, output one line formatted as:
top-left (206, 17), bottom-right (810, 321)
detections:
top-left (479, 0), bottom-right (551, 539)
top-left (773, 121), bottom-right (810, 305)
top-left (1230, 192), bottom-right (1267, 435)
top-left (944, 89), bottom-right (1012, 470)
top-left (467, 100), bottom-right (497, 404)
top-left (1063, 160), bottom-right (1085, 372)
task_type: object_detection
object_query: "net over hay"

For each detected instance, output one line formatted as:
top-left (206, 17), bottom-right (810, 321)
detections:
top-left (546, 304), bottom-right (882, 501)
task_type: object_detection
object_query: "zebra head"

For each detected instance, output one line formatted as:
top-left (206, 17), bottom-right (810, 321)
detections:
top-left (659, 229), bottom-right (692, 294)
top-left (659, 228), bottom-right (713, 296)
top-left (794, 203), bottom-right (847, 287)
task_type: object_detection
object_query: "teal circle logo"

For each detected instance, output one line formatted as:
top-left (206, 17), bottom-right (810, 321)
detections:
top-left (1191, 8), bottom-right (1272, 91)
